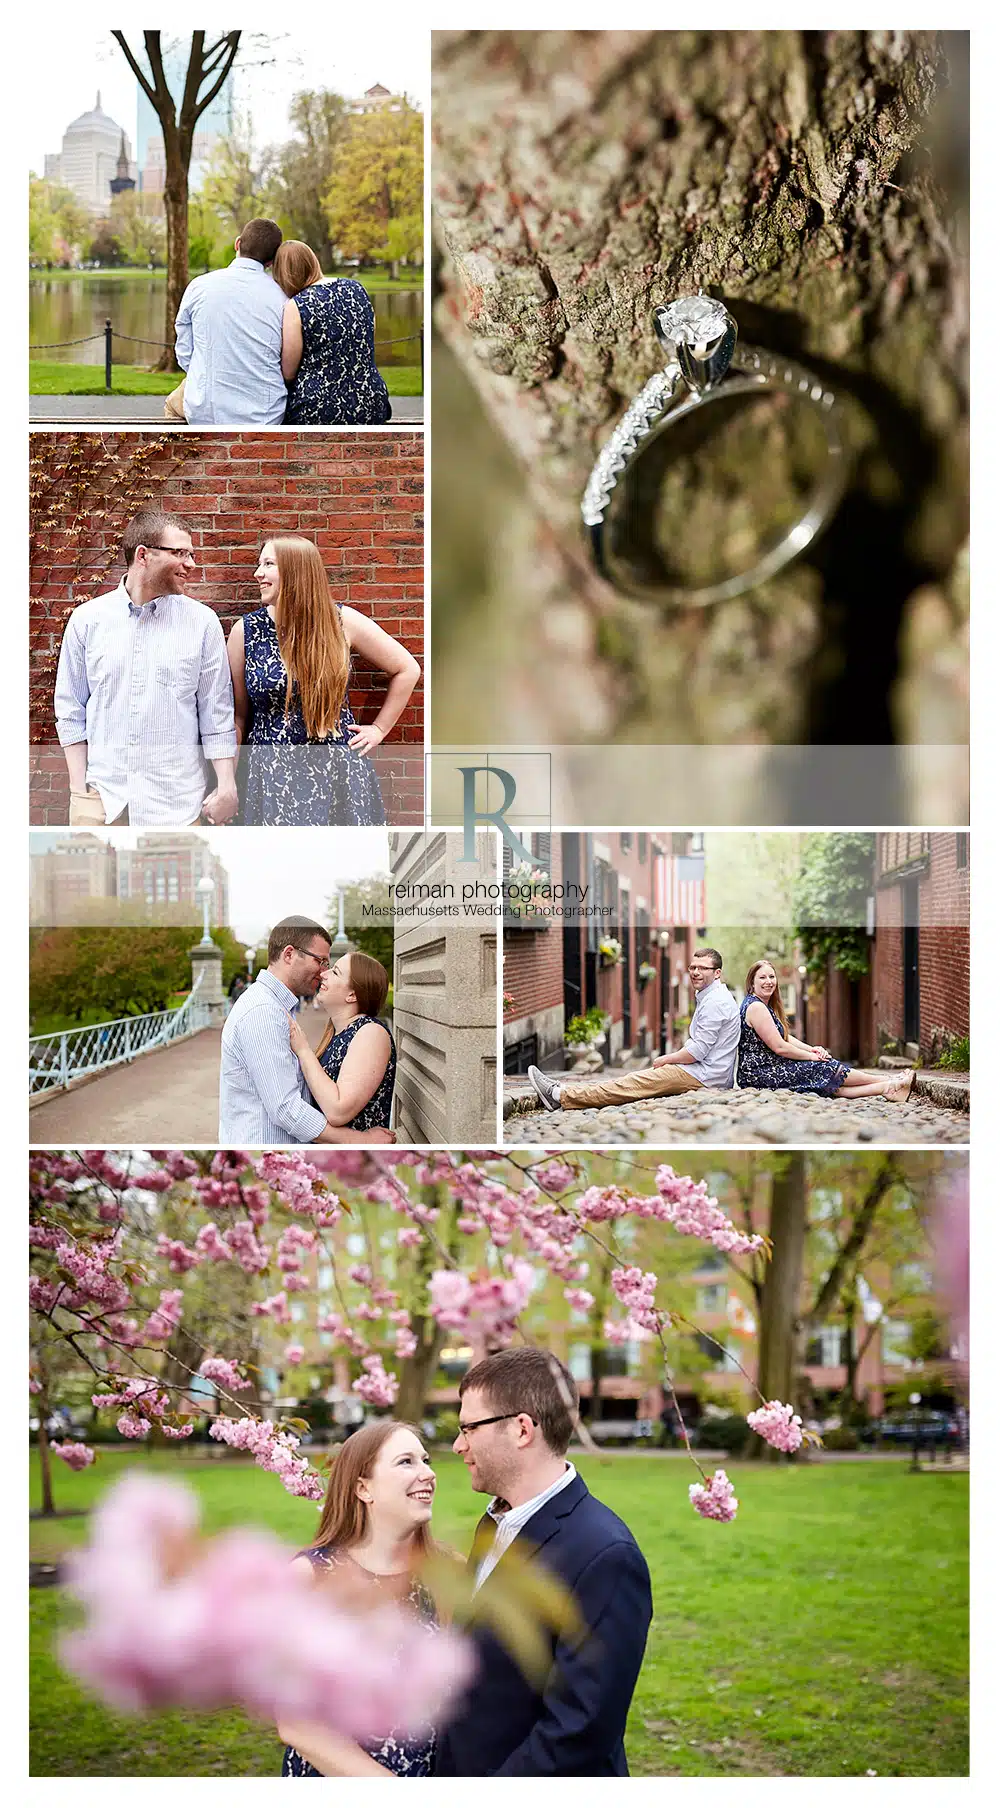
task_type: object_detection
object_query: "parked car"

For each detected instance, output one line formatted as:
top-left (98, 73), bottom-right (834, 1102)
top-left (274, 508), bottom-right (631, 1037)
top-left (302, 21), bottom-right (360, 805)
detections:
top-left (876, 1411), bottom-right (961, 1447)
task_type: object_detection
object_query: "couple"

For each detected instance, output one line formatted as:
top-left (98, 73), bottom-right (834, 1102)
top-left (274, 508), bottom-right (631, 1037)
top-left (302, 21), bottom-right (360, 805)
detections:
top-left (278, 1347), bottom-right (652, 1777)
top-left (173, 218), bottom-right (391, 426)
top-left (219, 917), bottom-right (396, 1145)
top-left (54, 510), bottom-right (418, 829)
top-left (528, 948), bottom-right (915, 1114)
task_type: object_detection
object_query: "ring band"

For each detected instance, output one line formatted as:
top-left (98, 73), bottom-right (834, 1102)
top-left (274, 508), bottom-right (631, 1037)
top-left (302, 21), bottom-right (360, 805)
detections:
top-left (582, 297), bottom-right (847, 608)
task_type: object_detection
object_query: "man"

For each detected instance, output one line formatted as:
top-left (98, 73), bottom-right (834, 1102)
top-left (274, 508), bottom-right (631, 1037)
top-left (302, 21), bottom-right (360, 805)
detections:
top-left (435, 1347), bottom-right (652, 1777)
top-left (174, 218), bottom-right (287, 425)
top-left (527, 946), bottom-right (740, 1114)
top-left (54, 510), bottom-right (238, 829)
top-left (219, 916), bottom-right (394, 1145)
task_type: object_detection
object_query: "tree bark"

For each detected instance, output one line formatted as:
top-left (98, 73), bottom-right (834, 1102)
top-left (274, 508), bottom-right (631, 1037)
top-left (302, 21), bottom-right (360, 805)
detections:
top-left (432, 31), bottom-right (968, 783)
top-left (749, 1152), bottom-right (808, 1458)
top-left (37, 1416), bottom-right (56, 1518)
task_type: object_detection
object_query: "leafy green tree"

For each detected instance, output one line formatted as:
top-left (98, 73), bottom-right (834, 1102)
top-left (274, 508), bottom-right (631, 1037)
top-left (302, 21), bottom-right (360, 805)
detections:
top-left (792, 833), bottom-right (875, 981)
top-left (200, 112), bottom-right (273, 240)
top-left (324, 103), bottom-right (422, 267)
top-left (266, 90), bottom-right (350, 268)
top-left (110, 192), bottom-right (167, 266)
top-left (337, 874), bottom-right (393, 974)
top-left (30, 925), bottom-right (248, 1025)
top-left (87, 221), bottom-right (125, 267)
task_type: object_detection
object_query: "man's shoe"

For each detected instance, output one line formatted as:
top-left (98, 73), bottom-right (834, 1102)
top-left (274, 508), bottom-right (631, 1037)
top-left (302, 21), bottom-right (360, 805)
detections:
top-left (527, 1065), bottom-right (560, 1111)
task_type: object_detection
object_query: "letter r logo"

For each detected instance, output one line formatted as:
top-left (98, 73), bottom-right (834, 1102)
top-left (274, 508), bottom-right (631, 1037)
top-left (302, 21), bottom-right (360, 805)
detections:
top-left (458, 766), bottom-right (534, 864)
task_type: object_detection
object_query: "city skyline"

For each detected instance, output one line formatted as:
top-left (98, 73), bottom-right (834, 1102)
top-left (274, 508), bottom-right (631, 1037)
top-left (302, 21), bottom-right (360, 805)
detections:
top-left (29, 27), bottom-right (429, 176)
top-left (28, 829), bottom-right (390, 945)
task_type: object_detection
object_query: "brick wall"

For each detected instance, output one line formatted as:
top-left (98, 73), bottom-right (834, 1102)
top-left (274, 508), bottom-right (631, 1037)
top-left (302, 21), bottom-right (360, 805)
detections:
top-left (873, 836), bottom-right (970, 1053)
top-left (503, 835), bottom-right (564, 1022)
top-left (29, 430), bottom-right (424, 823)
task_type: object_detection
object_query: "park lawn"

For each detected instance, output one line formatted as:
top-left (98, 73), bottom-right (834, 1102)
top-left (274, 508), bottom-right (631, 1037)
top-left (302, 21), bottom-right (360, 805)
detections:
top-left (30, 361), bottom-right (422, 397)
top-left (30, 1450), bottom-right (967, 1780)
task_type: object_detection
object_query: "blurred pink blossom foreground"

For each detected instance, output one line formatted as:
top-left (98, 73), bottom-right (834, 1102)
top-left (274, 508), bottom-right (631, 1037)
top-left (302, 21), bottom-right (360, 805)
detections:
top-left (60, 1474), bottom-right (474, 1737)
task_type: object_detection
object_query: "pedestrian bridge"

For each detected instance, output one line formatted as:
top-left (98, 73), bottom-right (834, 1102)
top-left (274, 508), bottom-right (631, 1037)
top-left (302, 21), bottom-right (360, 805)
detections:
top-left (29, 1028), bottom-right (222, 1144)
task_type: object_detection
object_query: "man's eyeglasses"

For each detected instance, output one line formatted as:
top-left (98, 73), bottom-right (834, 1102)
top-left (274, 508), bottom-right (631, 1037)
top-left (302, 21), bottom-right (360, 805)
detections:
top-left (302, 951), bottom-right (331, 969)
top-left (457, 1411), bottom-right (535, 1435)
top-left (146, 545), bottom-right (196, 560)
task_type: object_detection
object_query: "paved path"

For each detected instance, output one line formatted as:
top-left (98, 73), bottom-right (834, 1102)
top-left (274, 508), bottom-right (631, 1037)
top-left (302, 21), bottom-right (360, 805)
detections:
top-left (29, 1028), bottom-right (222, 1144)
top-left (30, 396), bottom-right (424, 424)
top-left (504, 1084), bottom-right (969, 1146)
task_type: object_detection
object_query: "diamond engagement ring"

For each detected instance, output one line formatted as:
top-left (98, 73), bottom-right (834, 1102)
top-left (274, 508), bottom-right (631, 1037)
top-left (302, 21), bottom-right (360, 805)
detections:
top-left (582, 294), bottom-right (846, 607)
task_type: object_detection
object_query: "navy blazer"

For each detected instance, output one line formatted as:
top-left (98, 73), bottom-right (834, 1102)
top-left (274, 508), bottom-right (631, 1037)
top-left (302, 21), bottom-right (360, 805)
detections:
top-left (434, 1472), bottom-right (652, 1776)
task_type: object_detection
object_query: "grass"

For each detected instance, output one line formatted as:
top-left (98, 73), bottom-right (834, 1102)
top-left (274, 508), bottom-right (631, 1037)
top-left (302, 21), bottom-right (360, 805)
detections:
top-left (30, 268), bottom-right (423, 292)
top-left (29, 1450), bottom-right (968, 1779)
top-left (29, 362), bottom-right (422, 398)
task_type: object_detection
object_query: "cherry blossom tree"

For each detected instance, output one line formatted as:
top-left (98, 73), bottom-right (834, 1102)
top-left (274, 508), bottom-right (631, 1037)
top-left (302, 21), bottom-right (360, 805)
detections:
top-left (30, 1146), bottom-right (812, 1728)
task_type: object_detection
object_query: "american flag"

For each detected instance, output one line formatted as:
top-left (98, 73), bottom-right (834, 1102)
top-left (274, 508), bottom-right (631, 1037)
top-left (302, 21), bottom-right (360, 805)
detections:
top-left (653, 852), bottom-right (705, 928)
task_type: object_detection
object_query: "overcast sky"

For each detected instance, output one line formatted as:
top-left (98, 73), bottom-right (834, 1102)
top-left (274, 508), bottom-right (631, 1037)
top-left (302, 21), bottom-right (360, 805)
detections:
top-left (30, 27), bottom-right (428, 174)
top-left (33, 829), bottom-right (391, 945)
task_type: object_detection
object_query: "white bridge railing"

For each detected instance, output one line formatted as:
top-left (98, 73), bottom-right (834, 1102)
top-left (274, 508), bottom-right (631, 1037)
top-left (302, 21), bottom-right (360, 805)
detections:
top-left (29, 975), bottom-right (207, 1098)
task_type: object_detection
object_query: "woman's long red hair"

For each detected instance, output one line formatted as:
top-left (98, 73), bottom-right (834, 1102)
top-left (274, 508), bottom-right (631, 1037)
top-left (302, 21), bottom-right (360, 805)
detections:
top-left (269, 535), bottom-right (350, 739)
top-left (313, 1419), bottom-right (435, 1564)
top-left (745, 961), bottom-right (790, 1034)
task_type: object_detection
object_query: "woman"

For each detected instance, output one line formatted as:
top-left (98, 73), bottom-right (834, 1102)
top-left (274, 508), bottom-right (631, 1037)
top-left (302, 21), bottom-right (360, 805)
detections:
top-left (289, 949), bottom-right (396, 1133)
top-left (228, 536), bottom-right (419, 826)
top-left (278, 1419), bottom-right (441, 1777)
top-left (738, 961), bottom-right (915, 1102)
top-left (274, 241), bottom-right (392, 426)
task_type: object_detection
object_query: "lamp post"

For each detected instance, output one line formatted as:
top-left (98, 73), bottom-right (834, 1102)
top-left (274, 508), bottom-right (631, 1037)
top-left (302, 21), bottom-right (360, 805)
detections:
top-left (330, 887), bottom-right (350, 957)
top-left (196, 874), bottom-right (214, 946)
top-left (245, 945), bottom-right (256, 980)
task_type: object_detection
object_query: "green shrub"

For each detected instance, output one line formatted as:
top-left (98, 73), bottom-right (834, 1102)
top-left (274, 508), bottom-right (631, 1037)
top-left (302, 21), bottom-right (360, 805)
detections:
top-left (694, 1413), bottom-right (750, 1454)
top-left (822, 1425), bottom-right (859, 1451)
top-left (430, 1409), bottom-right (460, 1445)
top-left (935, 1034), bottom-right (969, 1071)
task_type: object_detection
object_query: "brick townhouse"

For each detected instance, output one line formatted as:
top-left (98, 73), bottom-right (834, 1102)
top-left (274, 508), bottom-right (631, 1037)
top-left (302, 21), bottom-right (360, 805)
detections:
top-left (29, 430), bottom-right (424, 824)
top-left (503, 831), bottom-right (706, 1075)
top-left (871, 832), bottom-right (970, 1061)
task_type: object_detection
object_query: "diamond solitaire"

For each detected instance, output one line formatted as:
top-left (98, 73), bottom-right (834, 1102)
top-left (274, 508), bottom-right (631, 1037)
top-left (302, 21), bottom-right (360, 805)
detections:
top-left (581, 291), bottom-right (846, 606)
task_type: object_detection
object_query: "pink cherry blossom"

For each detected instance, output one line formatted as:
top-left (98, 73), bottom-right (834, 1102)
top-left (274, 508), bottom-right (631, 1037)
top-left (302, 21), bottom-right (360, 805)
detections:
top-left (199, 1357), bottom-right (251, 1394)
top-left (353, 1354), bottom-right (398, 1408)
top-left (283, 1343), bottom-right (305, 1366)
top-left (563, 1288), bottom-right (595, 1312)
top-left (746, 1401), bottom-right (804, 1453)
top-left (689, 1469), bottom-right (739, 1522)
top-left (51, 1441), bottom-right (95, 1470)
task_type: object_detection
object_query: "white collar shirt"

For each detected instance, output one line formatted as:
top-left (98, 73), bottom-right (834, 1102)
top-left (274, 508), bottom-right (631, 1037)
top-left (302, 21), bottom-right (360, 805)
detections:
top-left (682, 977), bottom-right (741, 1089)
top-left (54, 582), bottom-right (237, 826)
top-left (219, 970), bottom-right (327, 1145)
top-left (174, 256), bottom-right (287, 425)
top-left (474, 1461), bottom-right (577, 1591)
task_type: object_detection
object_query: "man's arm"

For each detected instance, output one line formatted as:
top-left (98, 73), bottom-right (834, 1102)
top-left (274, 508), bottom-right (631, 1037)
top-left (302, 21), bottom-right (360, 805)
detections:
top-left (196, 616), bottom-right (239, 823)
top-left (232, 1010), bottom-right (327, 1143)
top-left (174, 285), bottom-right (194, 371)
top-left (492, 1541), bottom-right (652, 1776)
top-left (54, 615), bottom-right (92, 793)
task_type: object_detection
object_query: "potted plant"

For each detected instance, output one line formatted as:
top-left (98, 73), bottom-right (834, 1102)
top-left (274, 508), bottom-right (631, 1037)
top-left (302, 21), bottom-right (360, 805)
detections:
top-left (598, 936), bottom-right (623, 968)
top-left (637, 961), bottom-right (657, 989)
top-left (504, 860), bottom-right (551, 931)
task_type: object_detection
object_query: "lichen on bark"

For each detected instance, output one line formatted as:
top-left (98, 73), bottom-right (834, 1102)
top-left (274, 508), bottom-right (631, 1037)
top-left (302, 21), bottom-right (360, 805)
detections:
top-left (432, 30), bottom-right (968, 784)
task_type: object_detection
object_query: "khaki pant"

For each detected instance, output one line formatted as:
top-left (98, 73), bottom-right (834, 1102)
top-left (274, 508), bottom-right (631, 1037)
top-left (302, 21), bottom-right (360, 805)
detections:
top-left (164, 379), bottom-right (187, 423)
top-left (68, 787), bottom-right (111, 827)
top-left (560, 1065), bottom-right (704, 1110)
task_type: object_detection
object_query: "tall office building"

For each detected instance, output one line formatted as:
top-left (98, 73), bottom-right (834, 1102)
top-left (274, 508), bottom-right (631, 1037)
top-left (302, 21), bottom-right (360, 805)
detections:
top-left (137, 42), bottom-right (234, 199)
top-left (44, 93), bottom-right (137, 212)
top-left (116, 834), bottom-right (229, 926)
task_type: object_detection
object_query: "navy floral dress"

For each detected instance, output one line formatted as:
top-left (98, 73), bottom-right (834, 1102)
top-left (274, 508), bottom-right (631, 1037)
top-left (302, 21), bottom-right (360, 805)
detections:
top-left (316, 1015), bottom-right (396, 1131)
top-left (240, 607), bottom-right (386, 826)
top-left (284, 281), bottom-right (392, 425)
top-left (737, 995), bottom-right (851, 1095)
top-left (281, 1545), bottom-right (437, 1777)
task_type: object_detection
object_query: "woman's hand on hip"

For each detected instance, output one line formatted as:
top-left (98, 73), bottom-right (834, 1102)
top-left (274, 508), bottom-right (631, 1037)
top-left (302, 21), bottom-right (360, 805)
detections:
top-left (347, 724), bottom-right (385, 756)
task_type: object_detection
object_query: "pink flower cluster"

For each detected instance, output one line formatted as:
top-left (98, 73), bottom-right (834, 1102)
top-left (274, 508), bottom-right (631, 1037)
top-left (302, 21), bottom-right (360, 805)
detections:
top-left (251, 1290), bottom-right (291, 1326)
top-left (143, 1289), bottom-right (184, 1343)
top-left (563, 1288), bottom-right (595, 1312)
top-left (428, 1257), bottom-right (535, 1341)
top-left (532, 1159), bottom-right (577, 1195)
top-left (353, 1354), bottom-right (398, 1408)
top-left (52, 1441), bottom-right (95, 1470)
top-left (60, 1474), bottom-right (474, 1735)
top-left (284, 1343), bottom-right (305, 1367)
top-left (655, 1166), bottom-right (765, 1255)
top-left (199, 1356), bottom-right (251, 1394)
top-left (209, 1415), bottom-right (323, 1499)
top-left (91, 1377), bottom-right (193, 1442)
top-left (609, 1266), bottom-right (661, 1333)
top-left (746, 1400), bottom-right (803, 1453)
top-left (156, 1234), bottom-right (202, 1275)
top-left (317, 1310), bottom-right (369, 1358)
top-left (255, 1152), bottom-right (342, 1226)
top-left (689, 1469), bottom-right (739, 1522)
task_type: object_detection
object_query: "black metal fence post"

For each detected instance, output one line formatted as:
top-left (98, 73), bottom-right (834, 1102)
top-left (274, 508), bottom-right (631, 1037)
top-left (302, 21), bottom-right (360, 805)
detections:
top-left (104, 320), bottom-right (113, 391)
top-left (419, 326), bottom-right (424, 384)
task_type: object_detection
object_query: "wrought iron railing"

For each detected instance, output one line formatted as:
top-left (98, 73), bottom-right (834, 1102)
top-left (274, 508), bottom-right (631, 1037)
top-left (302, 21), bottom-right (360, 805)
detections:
top-left (29, 974), bottom-right (206, 1098)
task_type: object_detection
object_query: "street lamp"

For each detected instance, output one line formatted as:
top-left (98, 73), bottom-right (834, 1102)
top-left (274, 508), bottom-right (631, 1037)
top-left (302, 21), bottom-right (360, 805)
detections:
top-left (196, 875), bottom-right (214, 946)
top-left (245, 945), bottom-right (256, 980)
top-left (330, 887), bottom-right (349, 955)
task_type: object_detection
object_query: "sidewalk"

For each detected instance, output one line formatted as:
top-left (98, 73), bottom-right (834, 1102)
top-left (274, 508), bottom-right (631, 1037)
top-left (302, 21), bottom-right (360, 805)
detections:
top-left (28, 1027), bottom-right (222, 1143)
top-left (29, 396), bottom-right (424, 424)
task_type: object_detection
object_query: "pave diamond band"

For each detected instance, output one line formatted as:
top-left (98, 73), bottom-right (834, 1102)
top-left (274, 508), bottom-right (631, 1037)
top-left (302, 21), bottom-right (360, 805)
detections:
top-left (582, 298), bottom-right (847, 608)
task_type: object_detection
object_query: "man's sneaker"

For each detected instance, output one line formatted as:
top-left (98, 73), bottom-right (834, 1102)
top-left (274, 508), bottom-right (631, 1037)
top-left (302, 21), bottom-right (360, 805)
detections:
top-left (527, 1065), bottom-right (560, 1111)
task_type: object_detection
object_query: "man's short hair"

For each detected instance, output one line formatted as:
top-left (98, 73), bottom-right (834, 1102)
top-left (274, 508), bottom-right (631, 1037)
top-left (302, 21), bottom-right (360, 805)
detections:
top-left (267, 916), bottom-right (332, 965)
top-left (239, 218), bottom-right (283, 265)
top-left (460, 1348), bottom-right (579, 1456)
top-left (693, 947), bottom-right (724, 970)
top-left (121, 510), bottom-right (190, 567)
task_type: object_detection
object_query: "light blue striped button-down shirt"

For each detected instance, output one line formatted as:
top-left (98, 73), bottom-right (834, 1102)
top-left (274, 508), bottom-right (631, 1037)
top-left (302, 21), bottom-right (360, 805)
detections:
top-left (219, 970), bottom-right (327, 1145)
top-left (175, 256), bottom-right (287, 425)
top-left (683, 979), bottom-right (741, 1088)
top-left (54, 583), bottom-right (237, 826)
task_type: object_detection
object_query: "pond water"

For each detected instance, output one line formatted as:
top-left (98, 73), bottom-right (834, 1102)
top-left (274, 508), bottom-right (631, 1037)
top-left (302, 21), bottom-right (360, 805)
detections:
top-left (29, 274), bottom-right (423, 367)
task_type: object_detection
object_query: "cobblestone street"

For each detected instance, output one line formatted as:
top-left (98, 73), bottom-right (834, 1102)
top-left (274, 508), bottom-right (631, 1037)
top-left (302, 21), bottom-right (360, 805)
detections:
top-left (504, 1085), bottom-right (969, 1146)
